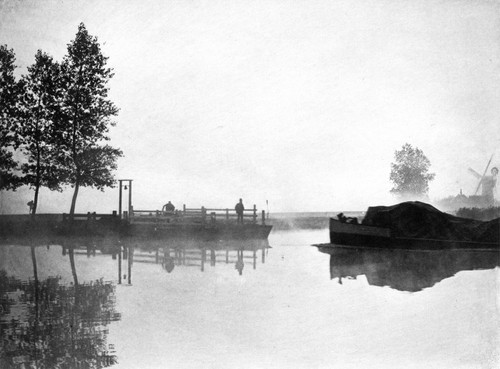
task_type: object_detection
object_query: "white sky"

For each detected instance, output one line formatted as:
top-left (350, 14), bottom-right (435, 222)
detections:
top-left (1, 0), bottom-right (499, 213)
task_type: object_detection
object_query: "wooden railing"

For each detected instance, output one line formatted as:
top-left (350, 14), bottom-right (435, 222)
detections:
top-left (62, 212), bottom-right (119, 222)
top-left (130, 204), bottom-right (267, 226)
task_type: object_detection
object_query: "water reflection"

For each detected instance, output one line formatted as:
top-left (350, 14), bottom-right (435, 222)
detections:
top-left (318, 246), bottom-right (500, 292)
top-left (125, 239), bottom-right (271, 276)
top-left (0, 270), bottom-right (120, 368)
top-left (0, 236), bottom-right (270, 368)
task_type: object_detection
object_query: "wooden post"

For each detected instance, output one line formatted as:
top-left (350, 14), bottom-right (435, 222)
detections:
top-left (226, 209), bottom-right (229, 222)
top-left (201, 248), bottom-right (205, 271)
top-left (201, 207), bottom-right (206, 225)
top-left (118, 246), bottom-right (122, 284)
top-left (155, 247), bottom-right (159, 264)
top-left (226, 249), bottom-right (229, 263)
top-left (253, 249), bottom-right (257, 269)
top-left (128, 180), bottom-right (133, 215)
top-left (262, 210), bottom-right (265, 225)
top-left (262, 246), bottom-right (265, 264)
top-left (128, 246), bottom-right (133, 285)
top-left (211, 212), bottom-right (216, 227)
top-left (253, 205), bottom-right (257, 224)
top-left (118, 180), bottom-right (123, 218)
top-left (211, 249), bottom-right (215, 266)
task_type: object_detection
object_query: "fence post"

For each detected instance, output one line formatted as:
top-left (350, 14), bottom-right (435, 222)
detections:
top-left (262, 210), bottom-right (266, 225)
top-left (253, 205), bottom-right (257, 224)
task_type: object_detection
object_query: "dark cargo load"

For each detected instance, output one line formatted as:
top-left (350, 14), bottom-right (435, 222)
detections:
top-left (361, 201), bottom-right (499, 244)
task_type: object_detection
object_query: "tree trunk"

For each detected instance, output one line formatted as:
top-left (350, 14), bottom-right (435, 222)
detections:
top-left (32, 109), bottom-right (41, 218)
top-left (69, 181), bottom-right (80, 220)
top-left (31, 245), bottom-right (40, 368)
top-left (32, 183), bottom-right (40, 217)
top-left (69, 247), bottom-right (79, 286)
top-left (31, 245), bottom-right (39, 305)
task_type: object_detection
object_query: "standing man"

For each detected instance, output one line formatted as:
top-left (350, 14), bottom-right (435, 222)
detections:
top-left (235, 198), bottom-right (244, 224)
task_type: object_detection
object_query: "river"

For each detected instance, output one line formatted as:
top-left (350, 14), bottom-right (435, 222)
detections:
top-left (0, 228), bottom-right (498, 368)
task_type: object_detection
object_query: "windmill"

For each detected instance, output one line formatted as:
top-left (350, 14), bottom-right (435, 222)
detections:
top-left (468, 154), bottom-right (494, 196)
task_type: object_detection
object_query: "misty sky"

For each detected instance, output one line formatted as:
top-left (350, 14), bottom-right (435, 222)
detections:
top-left (1, 0), bottom-right (499, 213)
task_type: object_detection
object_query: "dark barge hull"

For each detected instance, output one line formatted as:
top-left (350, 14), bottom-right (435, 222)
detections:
top-left (328, 218), bottom-right (499, 250)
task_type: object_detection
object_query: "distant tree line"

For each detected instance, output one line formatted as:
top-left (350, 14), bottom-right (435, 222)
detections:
top-left (0, 23), bottom-right (122, 218)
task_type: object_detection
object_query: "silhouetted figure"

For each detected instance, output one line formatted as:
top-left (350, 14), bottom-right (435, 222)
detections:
top-left (162, 201), bottom-right (175, 213)
top-left (235, 198), bottom-right (244, 224)
top-left (337, 213), bottom-right (359, 224)
top-left (27, 200), bottom-right (34, 214)
top-left (162, 256), bottom-right (175, 273)
top-left (235, 249), bottom-right (244, 275)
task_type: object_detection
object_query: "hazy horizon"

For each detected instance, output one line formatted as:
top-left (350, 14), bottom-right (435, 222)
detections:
top-left (1, 0), bottom-right (499, 213)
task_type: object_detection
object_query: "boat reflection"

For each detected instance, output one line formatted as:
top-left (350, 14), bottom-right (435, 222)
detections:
top-left (317, 245), bottom-right (500, 292)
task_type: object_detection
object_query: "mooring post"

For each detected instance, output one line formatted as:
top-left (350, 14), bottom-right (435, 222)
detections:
top-left (253, 249), bottom-right (257, 269)
top-left (201, 248), bottom-right (205, 272)
top-left (253, 205), bottom-right (257, 224)
top-left (262, 210), bottom-right (265, 225)
top-left (201, 207), bottom-right (206, 225)
top-left (226, 249), bottom-right (229, 263)
top-left (226, 209), bottom-right (229, 222)
top-left (262, 246), bottom-right (265, 264)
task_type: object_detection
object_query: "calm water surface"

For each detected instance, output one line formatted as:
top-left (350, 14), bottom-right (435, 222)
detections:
top-left (1, 229), bottom-right (498, 369)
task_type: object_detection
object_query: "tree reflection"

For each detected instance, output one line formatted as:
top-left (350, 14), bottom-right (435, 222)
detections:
top-left (0, 270), bottom-right (121, 368)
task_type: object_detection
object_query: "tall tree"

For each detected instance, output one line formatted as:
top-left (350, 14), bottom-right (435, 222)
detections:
top-left (18, 50), bottom-right (66, 215)
top-left (390, 143), bottom-right (435, 198)
top-left (0, 45), bottom-right (21, 190)
top-left (59, 23), bottom-right (121, 218)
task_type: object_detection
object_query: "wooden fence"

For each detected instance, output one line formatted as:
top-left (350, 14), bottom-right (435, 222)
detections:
top-left (129, 204), bottom-right (267, 226)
